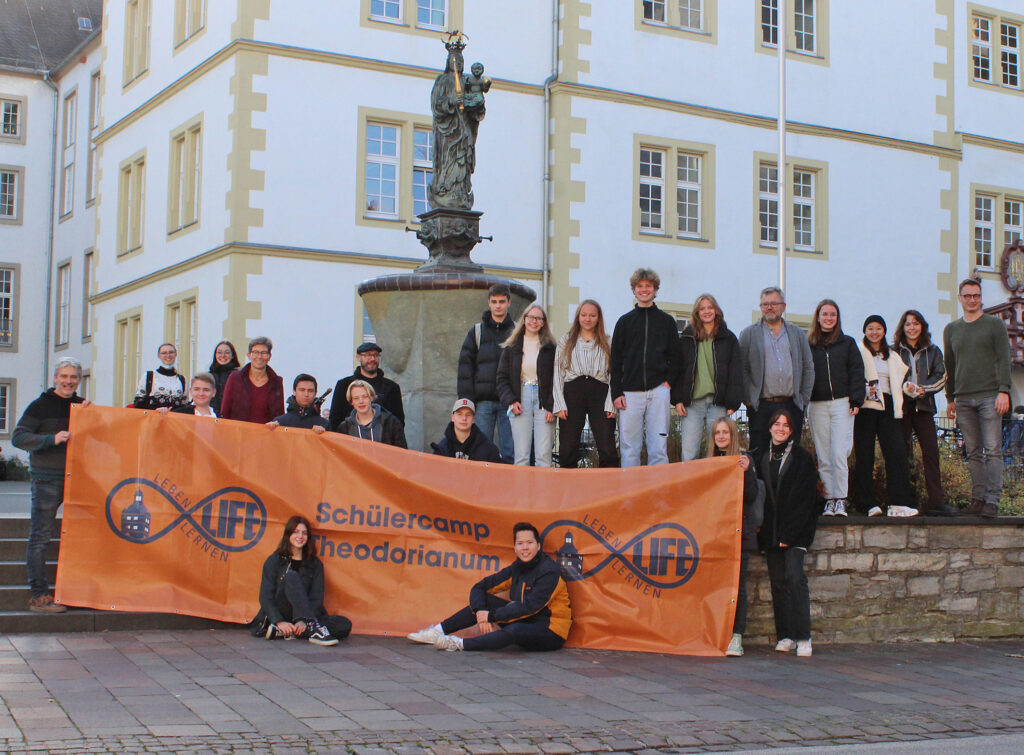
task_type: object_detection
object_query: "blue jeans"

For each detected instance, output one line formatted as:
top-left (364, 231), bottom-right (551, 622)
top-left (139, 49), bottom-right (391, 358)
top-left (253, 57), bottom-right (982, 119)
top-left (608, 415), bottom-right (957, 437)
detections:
top-left (617, 384), bottom-right (671, 467)
top-left (27, 478), bottom-right (64, 597)
top-left (956, 395), bottom-right (1003, 506)
top-left (680, 396), bottom-right (728, 461)
top-left (510, 384), bottom-right (555, 467)
top-left (474, 400), bottom-right (514, 463)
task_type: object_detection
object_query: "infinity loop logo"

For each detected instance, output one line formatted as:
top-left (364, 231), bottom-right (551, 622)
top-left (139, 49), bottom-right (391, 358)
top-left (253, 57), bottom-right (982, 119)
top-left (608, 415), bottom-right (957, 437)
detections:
top-left (541, 519), bottom-right (699, 590)
top-left (105, 478), bottom-right (267, 553)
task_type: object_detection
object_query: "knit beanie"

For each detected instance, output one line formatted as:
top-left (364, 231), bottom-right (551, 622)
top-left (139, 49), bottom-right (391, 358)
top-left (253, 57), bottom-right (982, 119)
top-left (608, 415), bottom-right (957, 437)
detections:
top-left (862, 315), bottom-right (887, 333)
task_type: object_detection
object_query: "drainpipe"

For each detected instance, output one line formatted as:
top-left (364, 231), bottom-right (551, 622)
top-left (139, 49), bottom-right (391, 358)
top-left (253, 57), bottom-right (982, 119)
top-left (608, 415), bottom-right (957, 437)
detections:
top-left (540, 0), bottom-right (559, 309)
top-left (42, 70), bottom-right (59, 389)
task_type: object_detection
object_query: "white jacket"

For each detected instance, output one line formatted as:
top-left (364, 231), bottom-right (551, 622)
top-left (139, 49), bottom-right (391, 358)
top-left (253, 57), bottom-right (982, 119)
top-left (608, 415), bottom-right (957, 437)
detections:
top-left (858, 343), bottom-right (910, 418)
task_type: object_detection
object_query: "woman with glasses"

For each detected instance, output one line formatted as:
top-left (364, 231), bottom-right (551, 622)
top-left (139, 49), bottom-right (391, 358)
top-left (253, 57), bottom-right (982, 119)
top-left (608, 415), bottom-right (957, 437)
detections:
top-left (208, 340), bottom-right (240, 414)
top-left (220, 337), bottom-right (285, 424)
top-left (497, 304), bottom-right (557, 466)
top-left (133, 343), bottom-right (188, 410)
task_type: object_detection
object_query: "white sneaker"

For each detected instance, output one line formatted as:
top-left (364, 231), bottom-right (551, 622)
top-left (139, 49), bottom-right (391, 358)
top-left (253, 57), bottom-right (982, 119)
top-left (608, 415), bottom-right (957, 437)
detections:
top-left (726, 633), bottom-right (744, 657)
top-left (796, 640), bottom-right (813, 657)
top-left (434, 635), bottom-right (463, 652)
top-left (887, 505), bottom-right (919, 517)
top-left (867, 506), bottom-right (883, 517)
top-left (822, 500), bottom-right (836, 517)
top-left (833, 499), bottom-right (848, 517)
top-left (407, 626), bottom-right (443, 645)
top-left (775, 638), bottom-right (795, 652)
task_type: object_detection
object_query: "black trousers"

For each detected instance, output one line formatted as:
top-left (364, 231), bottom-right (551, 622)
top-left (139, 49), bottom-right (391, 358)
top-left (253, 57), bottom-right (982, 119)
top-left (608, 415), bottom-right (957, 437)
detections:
top-left (559, 377), bottom-right (618, 468)
top-left (902, 409), bottom-right (944, 508)
top-left (733, 551), bottom-right (750, 636)
top-left (274, 570), bottom-right (352, 639)
top-left (748, 399), bottom-right (804, 458)
top-left (765, 547), bottom-right (810, 641)
top-left (441, 594), bottom-right (564, 651)
top-left (853, 402), bottom-right (914, 511)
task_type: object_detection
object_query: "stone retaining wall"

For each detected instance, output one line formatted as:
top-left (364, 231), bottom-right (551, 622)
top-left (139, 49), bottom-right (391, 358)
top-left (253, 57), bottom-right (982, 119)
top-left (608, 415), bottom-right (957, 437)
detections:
top-left (744, 520), bottom-right (1024, 644)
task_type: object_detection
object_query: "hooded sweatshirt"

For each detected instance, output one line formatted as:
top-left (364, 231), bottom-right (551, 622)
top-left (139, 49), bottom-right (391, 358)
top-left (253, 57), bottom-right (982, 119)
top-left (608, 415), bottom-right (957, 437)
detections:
top-left (338, 404), bottom-right (407, 448)
top-left (431, 422), bottom-right (503, 463)
top-left (273, 396), bottom-right (329, 430)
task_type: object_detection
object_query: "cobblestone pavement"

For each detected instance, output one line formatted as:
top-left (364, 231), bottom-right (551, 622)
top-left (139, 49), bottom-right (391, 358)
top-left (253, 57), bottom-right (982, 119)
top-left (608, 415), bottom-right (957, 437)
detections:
top-left (2, 631), bottom-right (1024, 753)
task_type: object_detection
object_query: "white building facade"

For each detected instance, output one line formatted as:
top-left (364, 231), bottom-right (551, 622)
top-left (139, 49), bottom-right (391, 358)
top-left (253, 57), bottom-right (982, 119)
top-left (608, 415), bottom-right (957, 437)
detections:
top-left (3, 0), bottom-right (1024, 458)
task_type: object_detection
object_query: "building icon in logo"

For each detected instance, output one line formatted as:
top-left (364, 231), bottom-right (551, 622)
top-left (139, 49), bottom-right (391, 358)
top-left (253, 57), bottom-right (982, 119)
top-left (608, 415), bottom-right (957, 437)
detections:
top-left (556, 530), bottom-right (583, 580)
top-left (121, 489), bottom-right (151, 541)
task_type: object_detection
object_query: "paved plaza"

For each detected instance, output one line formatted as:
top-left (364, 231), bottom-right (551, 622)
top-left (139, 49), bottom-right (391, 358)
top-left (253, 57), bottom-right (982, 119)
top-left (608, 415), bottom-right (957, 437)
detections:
top-left (1, 631), bottom-right (1024, 753)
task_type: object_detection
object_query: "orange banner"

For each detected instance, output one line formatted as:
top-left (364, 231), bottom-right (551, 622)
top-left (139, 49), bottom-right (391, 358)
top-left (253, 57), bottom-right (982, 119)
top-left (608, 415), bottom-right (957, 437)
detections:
top-left (58, 405), bottom-right (742, 655)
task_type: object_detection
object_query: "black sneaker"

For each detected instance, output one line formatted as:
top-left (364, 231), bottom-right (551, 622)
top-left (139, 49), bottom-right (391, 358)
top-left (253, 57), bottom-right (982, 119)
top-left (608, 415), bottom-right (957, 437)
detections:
top-left (265, 622), bottom-right (284, 640)
top-left (307, 620), bottom-right (339, 646)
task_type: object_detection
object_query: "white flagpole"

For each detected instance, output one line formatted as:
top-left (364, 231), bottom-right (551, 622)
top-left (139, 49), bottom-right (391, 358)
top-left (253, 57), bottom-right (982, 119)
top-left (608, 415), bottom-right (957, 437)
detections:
top-left (778, 0), bottom-right (787, 291)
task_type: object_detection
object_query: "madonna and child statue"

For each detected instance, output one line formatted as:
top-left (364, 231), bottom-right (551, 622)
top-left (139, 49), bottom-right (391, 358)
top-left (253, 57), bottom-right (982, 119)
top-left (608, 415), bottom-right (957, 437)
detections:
top-left (415, 32), bottom-right (492, 271)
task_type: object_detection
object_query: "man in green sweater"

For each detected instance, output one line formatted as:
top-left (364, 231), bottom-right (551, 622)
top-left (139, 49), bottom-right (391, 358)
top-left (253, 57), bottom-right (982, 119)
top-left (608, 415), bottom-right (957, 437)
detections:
top-left (943, 279), bottom-right (1012, 518)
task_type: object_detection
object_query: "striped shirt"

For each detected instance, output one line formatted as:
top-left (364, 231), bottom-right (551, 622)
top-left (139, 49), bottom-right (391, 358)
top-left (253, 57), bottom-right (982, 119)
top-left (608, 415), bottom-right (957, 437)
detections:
top-left (552, 334), bottom-right (615, 414)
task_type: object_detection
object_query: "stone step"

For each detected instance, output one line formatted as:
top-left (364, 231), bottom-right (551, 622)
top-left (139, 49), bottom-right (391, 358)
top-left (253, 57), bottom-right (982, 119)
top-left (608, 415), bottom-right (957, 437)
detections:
top-left (0, 517), bottom-right (37, 539)
top-left (0, 560), bottom-right (56, 585)
top-left (0, 538), bottom-right (60, 561)
top-left (0, 608), bottom-right (235, 635)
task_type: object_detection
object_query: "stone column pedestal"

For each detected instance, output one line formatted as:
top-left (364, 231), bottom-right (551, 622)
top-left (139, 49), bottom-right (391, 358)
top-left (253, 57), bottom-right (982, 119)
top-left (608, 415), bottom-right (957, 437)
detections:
top-left (358, 272), bottom-right (536, 451)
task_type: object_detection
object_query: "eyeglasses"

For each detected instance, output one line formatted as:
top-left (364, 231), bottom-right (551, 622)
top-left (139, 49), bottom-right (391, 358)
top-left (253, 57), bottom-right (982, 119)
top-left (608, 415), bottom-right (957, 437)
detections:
top-left (960, 293), bottom-right (982, 300)
top-left (524, 315), bottom-right (545, 322)
top-left (249, 350), bottom-right (270, 357)
top-left (760, 301), bottom-right (784, 309)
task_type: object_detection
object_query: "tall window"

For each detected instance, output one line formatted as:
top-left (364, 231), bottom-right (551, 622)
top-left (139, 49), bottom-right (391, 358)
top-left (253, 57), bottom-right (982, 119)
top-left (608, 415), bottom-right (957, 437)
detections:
top-left (1002, 22), bottom-right (1020, 88)
top-left (1, 99), bottom-right (21, 140)
top-left (118, 155), bottom-right (146, 254)
top-left (412, 128), bottom-right (433, 217)
top-left (1006, 199), bottom-right (1024, 246)
top-left (168, 122), bottom-right (201, 233)
top-left (417, 0), bottom-right (447, 28)
top-left (124, 0), bottom-right (151, 84)
top-left (0, 168), bottom-right (20, 223)
top-left (115, 312), bottom-right (142, 406)
top-left (974, 194), bottom-right (995, 268)
top-left (639, 148), bottom-right (665, 233)
top-left (758, 164), bottom-right (779, 246)
top-left (974, 15), bottom-right (993, 82)
top-left (370, 0), bottom-right (401, 21)
top-left (643, 1), bottom-right (666, 22)
top-left (676, 153), bottom-right (701, 238)
top-left (0, 382), bottom-right (9, 434)
top-left (641, 0), bottom-right (705, 32)
top-left (793, 0), bottom-right (815, 52)
top-left (87, 72), bottom-right (100, 204)
top-left (636, 139), bottom-right (713, 244)
top-left (174, 0), bottom-right (206, 47)
top-left (0, 266), bottom-right (14, 348)
top-left (972, 11), bottom-right (1024, 90)
top-left (365, 123), bottom-right (399, 218)
top-left (55, 263), bottom-right (71, 347)
top-left (82, 251), bottom-right (93, 339)
top-left (60, 92), bottom-right (77, 217)
top-left (761, 0), bottom-right (823, 56)
top-left (758, 160), bottom-right (823, 253)
top-left (792, 169), bottom-right (815, 250)
top-left (761, 0), bottom-right (778, 45)
top-left (167, 297), bottom-right (198, 377)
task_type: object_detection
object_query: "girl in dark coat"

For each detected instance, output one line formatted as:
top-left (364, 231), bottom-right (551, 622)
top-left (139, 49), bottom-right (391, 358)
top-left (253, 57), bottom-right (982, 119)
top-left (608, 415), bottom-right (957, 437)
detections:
top-left (497, 304), bottom-right (557, 466)
top-left (253, 516), bottom-right (351, 646)
top-left (893, 310), bottom-right (957, 516)
top-left (756, 408), bottom-right (819, 658)
top-left (708, 417), bottom-right (763, 657)
top-left (208, 340), bottom-right (240, 415)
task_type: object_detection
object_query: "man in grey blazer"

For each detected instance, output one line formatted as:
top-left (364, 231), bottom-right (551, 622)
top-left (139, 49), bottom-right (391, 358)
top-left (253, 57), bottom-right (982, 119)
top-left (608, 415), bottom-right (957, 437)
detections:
top-left (738, 287), bottom-right (814, 456)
